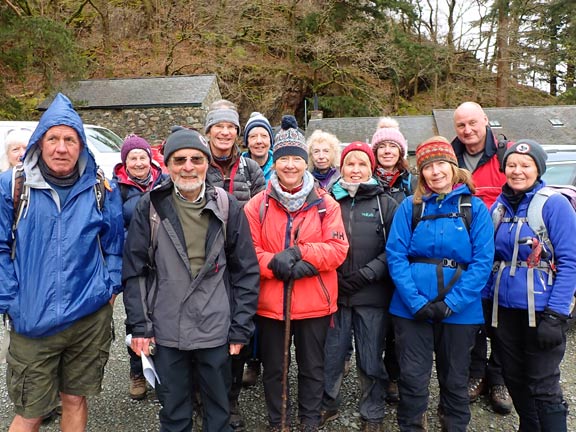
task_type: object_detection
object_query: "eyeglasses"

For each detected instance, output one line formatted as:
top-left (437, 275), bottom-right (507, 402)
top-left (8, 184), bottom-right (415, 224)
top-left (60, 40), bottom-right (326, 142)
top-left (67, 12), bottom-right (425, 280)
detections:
top-left (171, 156), bottom-right (207, 166)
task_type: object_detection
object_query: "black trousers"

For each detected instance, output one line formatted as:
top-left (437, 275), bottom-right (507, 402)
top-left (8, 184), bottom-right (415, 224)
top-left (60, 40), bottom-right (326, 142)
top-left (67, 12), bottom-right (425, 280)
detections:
top-left (384, 318), bottom-right (400, 381)
top-left (229, 317), bottom-right (260, 404)
top-left (154, 343), bottom-right (231, 432)
top-left (259, 315), bottom-right (330, 427)
top-left (393, 317), bottom-right (479, 432)
top-left (468, 299), bottom-right (506, 386)
top-left (492, 307), bottom-right (567, 432)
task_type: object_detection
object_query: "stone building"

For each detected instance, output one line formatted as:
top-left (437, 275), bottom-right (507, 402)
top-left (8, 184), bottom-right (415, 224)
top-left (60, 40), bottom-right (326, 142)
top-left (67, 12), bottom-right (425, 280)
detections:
top-left (38, 75), bottom-right (221, 145)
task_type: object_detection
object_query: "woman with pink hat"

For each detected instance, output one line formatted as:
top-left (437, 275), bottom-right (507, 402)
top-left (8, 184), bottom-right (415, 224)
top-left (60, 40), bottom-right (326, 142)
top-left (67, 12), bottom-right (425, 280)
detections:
top-left (370, 117), bottom-right (416, 403)
top-left (371, 117), bottom-right (416, 202)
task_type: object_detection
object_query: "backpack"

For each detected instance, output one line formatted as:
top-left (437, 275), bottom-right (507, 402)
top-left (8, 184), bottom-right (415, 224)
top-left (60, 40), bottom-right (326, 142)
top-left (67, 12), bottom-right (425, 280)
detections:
top-left (389, 172), bottom-right (415, 197)
top-left (10, 164), bottom-right (110, 259)
top-left (495, 134), bottom-right (509, 172)
top-left (409, 194), bottom-right (473, 302)
top-left (258, 190), bottom-right (327, 224)
top-left (490, 185), bottom-right (576, 327)
top-left (492, 185), bottom-right (576, 260)
top-left (411, 194), bottom-right (473, 233)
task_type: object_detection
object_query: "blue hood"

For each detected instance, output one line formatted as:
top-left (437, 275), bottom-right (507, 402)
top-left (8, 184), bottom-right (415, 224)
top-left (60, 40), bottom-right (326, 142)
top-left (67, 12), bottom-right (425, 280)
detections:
top-left (26, 93), bottom-right (88, 158)
top-left (24, 93), bottom-right (95, 184)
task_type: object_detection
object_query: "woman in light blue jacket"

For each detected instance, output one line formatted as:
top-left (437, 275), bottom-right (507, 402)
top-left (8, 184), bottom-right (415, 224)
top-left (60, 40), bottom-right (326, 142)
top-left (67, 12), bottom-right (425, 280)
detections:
top-left (386, 136), bottom-right (494, 432)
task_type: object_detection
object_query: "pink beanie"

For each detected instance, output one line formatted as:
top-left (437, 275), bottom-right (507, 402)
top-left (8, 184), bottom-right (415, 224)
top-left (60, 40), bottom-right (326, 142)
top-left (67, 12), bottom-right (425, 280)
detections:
top-left (371, 127), bottom-right (408, 157)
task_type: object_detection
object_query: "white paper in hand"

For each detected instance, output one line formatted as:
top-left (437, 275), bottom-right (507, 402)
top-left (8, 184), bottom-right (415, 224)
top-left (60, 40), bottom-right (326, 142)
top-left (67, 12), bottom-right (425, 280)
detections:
top-left (141, 354), bottom-right (161, 388)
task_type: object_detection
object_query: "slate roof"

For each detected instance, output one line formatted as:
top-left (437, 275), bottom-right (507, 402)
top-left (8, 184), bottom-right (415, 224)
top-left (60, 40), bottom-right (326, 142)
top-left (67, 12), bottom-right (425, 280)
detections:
top-left (306, 115), bottom-right (436, 154)
top-left (434, 106), bottom-right (576, 146)
top-left (38, 75), bottom-right (219, 109)
top-left (307, 105), bottom-right (576, 154)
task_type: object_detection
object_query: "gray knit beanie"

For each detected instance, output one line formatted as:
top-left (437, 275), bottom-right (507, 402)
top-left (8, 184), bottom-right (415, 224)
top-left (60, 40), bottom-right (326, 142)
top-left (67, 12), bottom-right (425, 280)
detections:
top-left (164, 126), bottom-right (212, 163)
top-left (204, 108), bottom-right (240, 134)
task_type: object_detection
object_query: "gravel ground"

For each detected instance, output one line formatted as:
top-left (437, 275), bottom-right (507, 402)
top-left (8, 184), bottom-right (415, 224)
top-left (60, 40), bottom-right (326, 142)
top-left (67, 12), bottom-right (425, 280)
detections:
top-left (2, 299), bottom-right (576, 431)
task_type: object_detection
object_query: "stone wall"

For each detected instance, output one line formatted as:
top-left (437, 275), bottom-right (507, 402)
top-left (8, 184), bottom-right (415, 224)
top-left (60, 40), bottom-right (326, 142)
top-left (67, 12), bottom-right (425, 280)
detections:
top-left (78, 106), bottom-right (207, 146)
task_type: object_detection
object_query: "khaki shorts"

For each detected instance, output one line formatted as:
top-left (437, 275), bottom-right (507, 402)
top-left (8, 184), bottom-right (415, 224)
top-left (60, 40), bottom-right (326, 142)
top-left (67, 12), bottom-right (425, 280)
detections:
top-left (6, 303), bottom-right (113, 419)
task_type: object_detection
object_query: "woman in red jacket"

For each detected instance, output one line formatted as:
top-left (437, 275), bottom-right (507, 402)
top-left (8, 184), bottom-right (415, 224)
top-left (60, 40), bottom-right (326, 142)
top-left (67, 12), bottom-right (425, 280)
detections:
top-left (244, 116), bottom-right (349, 432)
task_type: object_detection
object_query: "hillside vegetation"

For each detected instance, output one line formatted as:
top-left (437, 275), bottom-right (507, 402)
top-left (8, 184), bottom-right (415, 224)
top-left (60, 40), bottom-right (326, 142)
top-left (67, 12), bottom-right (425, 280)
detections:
top-left (0, 0), bottom-right (565, 123)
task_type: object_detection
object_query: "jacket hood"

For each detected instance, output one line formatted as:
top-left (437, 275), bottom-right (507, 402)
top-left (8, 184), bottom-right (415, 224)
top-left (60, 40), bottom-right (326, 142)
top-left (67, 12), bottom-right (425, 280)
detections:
top-left (23, 93), bottom-right (94, 186)
top-left (27, 93), bottom-right (88, 155)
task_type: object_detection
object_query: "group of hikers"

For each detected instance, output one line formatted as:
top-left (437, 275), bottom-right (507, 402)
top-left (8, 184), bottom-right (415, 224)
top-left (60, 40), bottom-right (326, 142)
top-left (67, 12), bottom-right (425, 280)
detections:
top-left (0, 94), bottom-right (575, 432)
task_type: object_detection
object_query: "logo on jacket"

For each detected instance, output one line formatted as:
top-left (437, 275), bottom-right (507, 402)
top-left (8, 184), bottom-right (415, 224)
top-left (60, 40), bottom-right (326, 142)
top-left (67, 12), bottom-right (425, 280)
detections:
top-left (332, 231), bottom-right (345, 240)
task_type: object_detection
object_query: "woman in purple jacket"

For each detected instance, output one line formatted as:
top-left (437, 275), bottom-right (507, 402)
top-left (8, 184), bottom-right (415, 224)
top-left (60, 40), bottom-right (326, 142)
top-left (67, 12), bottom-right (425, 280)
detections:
top-left (483, 139), bottom-right (576, 432)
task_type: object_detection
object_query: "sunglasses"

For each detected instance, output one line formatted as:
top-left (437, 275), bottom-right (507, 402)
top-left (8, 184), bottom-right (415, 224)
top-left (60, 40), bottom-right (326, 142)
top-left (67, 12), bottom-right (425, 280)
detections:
top-left (171, 156), bottom-right (207, 166)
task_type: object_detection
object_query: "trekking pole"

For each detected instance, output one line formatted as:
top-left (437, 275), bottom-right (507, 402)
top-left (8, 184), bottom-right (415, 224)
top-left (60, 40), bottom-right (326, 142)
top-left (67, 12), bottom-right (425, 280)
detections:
top-left (280, 277), bottom-right (295, 432)
top-left (280, 224), bottom-right (301, 432)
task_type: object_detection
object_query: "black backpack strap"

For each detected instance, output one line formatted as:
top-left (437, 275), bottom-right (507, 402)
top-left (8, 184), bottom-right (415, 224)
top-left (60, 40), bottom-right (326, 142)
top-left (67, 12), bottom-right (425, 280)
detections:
top-left (411, 195), bottom-right (473, 233)
top-left (496, 134), bottom-right (509, 172)
top-left (411, 201), bottom-right (424, 232)
top-left (459, 194), bottom-right (473, 232)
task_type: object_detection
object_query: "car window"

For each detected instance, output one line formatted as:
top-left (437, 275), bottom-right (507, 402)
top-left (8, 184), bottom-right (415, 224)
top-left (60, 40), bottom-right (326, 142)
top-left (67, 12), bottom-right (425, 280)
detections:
top-left (542, 163), bottom-right (576, 186)
top-left (84, 127), bottom-right (122, 153)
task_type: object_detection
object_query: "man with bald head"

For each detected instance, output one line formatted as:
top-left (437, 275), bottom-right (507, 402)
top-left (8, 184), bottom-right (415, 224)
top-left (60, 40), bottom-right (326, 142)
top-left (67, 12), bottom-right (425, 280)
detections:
top-left (452, 102), bottom-right (507, 207)
top-left (451, 102), bottom-right (512, 416)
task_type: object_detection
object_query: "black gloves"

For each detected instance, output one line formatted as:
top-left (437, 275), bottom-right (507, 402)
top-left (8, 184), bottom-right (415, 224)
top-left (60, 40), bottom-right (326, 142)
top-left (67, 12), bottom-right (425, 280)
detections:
top-left (414, 302), bottom-right (434, 320)
top-left (414, 301), bottom-right (452, 322)
top-left (429, 301), bottom-right (452, 321)
top-left (268, 247), bottom-right (301, 281)
top-left (291, 260), bottom-right (318, 280)
top-left (537, 308), bottom-right (568, 350)
top-left (338, 267), bottom-right (376, 297)
top-left (338, 273), bottom-right (357, 296)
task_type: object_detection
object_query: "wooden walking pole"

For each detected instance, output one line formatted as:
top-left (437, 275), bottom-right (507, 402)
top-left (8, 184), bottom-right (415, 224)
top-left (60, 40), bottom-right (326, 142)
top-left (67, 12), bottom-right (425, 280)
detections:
top-left (280, 278), bottom-right (294, 432)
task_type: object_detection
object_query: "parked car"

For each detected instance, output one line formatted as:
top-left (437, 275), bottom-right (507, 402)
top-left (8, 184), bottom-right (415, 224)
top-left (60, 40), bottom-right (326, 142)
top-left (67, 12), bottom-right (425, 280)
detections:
top-left (541, 145), bottom-right (576, 186)
top-left (0, 121), bottom-right (122, 178)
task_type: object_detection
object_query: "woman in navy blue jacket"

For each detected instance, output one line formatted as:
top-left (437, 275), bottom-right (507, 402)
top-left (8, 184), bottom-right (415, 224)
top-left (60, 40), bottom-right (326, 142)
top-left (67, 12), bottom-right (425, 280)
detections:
top-left (113, 134), bottom-right (167, 401)
top-left (386, 136), bottom-right (494, 431)
top-left (483, 140), bottom-right (576, 432)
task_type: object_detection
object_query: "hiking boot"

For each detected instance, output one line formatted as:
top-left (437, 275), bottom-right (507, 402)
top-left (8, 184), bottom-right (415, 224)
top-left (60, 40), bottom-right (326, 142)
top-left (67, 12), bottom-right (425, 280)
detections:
top-left (385, 380), bottom-right (400, 404)
top-left (230, 400), bottom-right (245, 431)
top-left (490, 384), bottom-right (513, 415)
top-left (319, 409), bottom-right (339, 428)
top-left (467, 377), bottom-right (486, 402)
top-left (363, 421), bottom-right (383, 432)
top-left (129, 374), bottom-right (147, 400)
top-left (242, 363), bottom-right (259, 387)
top-left (298, 424), bottom-right (319, 432)
top-left (343, 359), bottom-right (352, 378)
